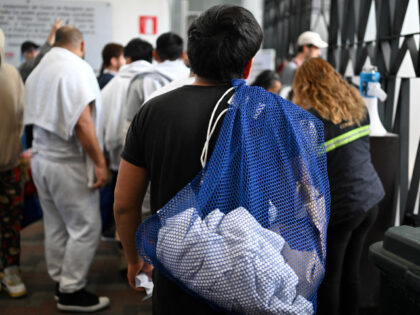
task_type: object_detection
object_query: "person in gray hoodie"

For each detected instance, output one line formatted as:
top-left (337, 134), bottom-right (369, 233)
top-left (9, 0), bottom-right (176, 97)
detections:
top-left (18, 19), bottom-right (64, 83)
top-left (0, 28), bottom-right (27, 298)
top-left (124, 32), bottom-right (190, 122)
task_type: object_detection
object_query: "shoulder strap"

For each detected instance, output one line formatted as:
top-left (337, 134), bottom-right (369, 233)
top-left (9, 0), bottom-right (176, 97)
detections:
top-left (200, 87), bottom-right (235, 167)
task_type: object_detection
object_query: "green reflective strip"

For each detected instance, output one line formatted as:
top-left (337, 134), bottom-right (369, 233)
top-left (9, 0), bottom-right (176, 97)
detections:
top-left (325, 125), bottom-right (370, 147)
top-left (325, 125), bottom-right (370, 153)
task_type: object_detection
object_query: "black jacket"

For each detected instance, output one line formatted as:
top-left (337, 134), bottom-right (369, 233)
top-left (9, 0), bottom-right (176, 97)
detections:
top-left (311, 110), bottom-right (385, 225)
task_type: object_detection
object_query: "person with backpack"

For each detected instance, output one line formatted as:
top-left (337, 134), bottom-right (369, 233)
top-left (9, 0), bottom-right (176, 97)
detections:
top-left (114, 6), bottom-right (263, 314)
top-left (114, 5), bottom-right (329, 314)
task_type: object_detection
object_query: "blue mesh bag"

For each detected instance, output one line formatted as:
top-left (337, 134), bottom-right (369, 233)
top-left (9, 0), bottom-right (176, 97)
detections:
top-left (136, 79), bottom-right (330, 314)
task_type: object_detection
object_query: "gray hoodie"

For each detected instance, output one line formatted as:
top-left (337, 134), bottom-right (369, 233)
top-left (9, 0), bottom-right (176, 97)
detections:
top-left (125, 59), bottom-right (190, 121)
top-left (0, 29), bottom-right (25, 171)
top-left (18, 41), bottom-right (52, 83)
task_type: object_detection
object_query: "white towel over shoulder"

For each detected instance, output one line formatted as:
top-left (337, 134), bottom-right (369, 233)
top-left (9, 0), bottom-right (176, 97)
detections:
top-left (24, 47), bottom-right (103, 187)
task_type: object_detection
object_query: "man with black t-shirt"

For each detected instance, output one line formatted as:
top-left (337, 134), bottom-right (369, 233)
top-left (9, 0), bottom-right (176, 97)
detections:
top-left (114, 5), bottom-right (263, 314)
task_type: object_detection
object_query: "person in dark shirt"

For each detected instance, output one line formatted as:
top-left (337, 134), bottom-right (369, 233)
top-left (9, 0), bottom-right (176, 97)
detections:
top-left (293, 58), bottom-right (385, 315)
top-left (113, 5), bottom-right (263, 314)
top-left (97, 43), bottom-right (125, 89)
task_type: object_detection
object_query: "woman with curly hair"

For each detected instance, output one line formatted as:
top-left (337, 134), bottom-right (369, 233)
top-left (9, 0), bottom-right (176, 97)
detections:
top-left (293, 58), bottom-right (385, 315)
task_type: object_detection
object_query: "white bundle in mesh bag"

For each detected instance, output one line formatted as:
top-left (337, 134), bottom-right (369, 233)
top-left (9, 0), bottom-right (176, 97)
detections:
top-left (156, 206), bottom-right (314, 315)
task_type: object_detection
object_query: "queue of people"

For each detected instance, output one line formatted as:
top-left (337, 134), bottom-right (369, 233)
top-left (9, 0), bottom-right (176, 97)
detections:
top-left (0, 5), bottom-right (384, 315)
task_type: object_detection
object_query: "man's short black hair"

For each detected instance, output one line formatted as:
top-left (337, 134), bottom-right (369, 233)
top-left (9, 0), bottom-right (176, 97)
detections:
top-left (21, 41), bottom-right (39, 54)
top-left (124, 38), bottom-right (153, 63)
top-left (156, 32), bottom-right (183, 61)
top-left (187, 5), bottom-right (263, 82)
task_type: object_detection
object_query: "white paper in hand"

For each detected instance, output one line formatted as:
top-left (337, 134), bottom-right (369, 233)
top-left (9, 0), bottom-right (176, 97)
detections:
top-left (135, 272), bottom-right (154, 300)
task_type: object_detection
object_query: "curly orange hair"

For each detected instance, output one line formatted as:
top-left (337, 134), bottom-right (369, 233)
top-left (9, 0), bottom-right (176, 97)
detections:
top-left (292, 58), bottom-right (366, 128)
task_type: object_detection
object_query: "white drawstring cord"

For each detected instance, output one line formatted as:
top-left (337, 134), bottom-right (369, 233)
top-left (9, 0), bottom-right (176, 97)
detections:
top-left (201, 107), bottom-right (229, 166)
top-left (200, 87), bottom-right (235, 168)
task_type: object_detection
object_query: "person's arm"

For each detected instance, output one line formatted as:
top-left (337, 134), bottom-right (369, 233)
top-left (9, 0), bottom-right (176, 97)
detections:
top-left (47, 19), bottom-right (64, 45)
top-left (114, 158), bottom-right (152, 290)
top-left (75, 104), bottom-right (108, 188)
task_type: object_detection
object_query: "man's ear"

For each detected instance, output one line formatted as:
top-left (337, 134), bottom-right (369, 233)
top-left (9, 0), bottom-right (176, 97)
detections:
top-left (153, 50), bottom-right (161, 62)
top-left (80, 41), bottom-right (85, 56)
top-left (110, 56), bottom-right (118, 68)
top-left (243, 59), bottom-right (253, 79)
top-left (181, 51), bottom-right (190, 67)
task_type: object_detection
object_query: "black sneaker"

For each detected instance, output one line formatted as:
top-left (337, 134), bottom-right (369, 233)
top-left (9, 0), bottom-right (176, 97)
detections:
top-left (57, 288), bottom-right (110, 312)
top-left (54, 283), bottom-right (60, 301)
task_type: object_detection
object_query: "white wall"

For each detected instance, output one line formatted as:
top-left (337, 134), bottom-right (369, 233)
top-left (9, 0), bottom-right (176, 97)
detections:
top-left (19, 0), bottom-right (262, 52)
top-left (1, 0), bottom-right (113, 70)
top-left (56, 0), bottom-right (172, 46)
top-left (242, 0), bottom-right (264, 28)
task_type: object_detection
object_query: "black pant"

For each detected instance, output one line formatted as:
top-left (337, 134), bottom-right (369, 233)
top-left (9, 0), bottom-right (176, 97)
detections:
top-left (100, 170), bottom-right (118, 235)
top-left (152, 270), bottom-right (225, 315)
top-left (317, 206), bottom-right (379, 315)
top-left (0, 167), bottom-right (23, 268)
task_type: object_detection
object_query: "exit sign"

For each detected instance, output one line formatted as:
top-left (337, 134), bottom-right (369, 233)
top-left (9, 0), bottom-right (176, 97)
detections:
top-left (139, 16), bottom-right (157, 35)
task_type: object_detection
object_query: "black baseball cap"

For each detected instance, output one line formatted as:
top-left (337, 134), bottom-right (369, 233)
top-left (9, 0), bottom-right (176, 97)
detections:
top-left (21, 41), bottom-right (40, 54)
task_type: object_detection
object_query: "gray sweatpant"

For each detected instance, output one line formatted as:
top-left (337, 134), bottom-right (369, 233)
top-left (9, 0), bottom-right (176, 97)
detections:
top-left (31, 154), bottom-right (101, 293)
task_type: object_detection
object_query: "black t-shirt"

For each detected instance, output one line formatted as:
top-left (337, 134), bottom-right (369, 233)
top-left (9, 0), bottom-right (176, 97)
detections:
top-left (122, 84), bottom-right (233, 314)
top-left (310, 109), bottom-right (385, 225)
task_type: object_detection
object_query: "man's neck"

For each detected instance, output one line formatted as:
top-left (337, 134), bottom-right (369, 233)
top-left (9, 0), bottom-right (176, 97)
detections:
top-left (107, 65), bottom-right (118, 73)
top-left (193, 76), bottom-right (230, 86)
top-left (54, 44), bottom-right (82, 58)
top-left (104, 68), bottom-right (118, 75)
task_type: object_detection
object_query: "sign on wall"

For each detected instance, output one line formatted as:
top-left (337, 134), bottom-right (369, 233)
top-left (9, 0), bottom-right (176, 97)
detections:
top-left (0, 0), bottom-right (112, 71)
top-left (139, 16), bottom-right (157, 35)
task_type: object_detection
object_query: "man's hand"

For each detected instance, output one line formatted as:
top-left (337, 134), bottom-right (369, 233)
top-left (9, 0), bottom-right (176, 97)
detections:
top-left (47, 19), bottom-right (64, 45)
top-left (93, 163), bottom-right (108, 188)
top-left (75, 104), bottom-right (108, 188)
top-left (142, 262), bottom-right (154, 278)
top-left (127, 259), bottom-right (154, 291)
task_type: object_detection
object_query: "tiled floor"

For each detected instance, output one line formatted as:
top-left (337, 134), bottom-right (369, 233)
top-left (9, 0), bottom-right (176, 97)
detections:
top-left (0, 221), bottom-right (152, 315)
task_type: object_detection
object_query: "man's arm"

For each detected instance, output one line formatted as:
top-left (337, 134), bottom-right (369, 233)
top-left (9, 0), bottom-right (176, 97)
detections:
top-left (75, 104), bottom-right (108, 188)
top-left (114, 159), bottom-right (151, 290)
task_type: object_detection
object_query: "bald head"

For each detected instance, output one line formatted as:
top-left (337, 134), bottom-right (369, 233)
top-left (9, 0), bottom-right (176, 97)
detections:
top-left (54, 26), bottom-right (84, 57)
